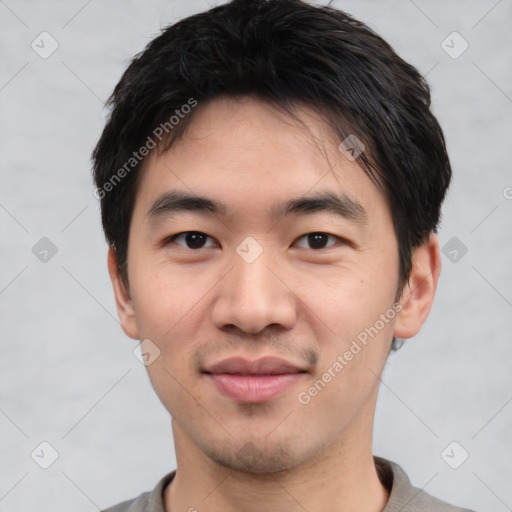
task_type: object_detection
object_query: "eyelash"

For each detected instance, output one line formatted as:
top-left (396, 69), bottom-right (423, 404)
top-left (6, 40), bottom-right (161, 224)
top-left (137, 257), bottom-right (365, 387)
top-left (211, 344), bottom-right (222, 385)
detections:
top-left (165, 231), bottom-right (344, 251)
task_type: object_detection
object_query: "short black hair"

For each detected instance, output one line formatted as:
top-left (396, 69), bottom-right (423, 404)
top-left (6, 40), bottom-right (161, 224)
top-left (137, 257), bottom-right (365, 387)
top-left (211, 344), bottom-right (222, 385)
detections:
top-left (92, 0), bottom-right (451, 292)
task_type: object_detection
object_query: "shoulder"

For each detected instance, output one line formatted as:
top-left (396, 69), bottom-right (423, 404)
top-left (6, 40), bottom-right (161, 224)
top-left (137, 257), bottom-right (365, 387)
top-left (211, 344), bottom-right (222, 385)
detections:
top-left (101, 472), bottom-right (175, 512)
top-left (102, 492), bottom-right (150, 512)
top-left (375, 456), bottom-right (477, 512)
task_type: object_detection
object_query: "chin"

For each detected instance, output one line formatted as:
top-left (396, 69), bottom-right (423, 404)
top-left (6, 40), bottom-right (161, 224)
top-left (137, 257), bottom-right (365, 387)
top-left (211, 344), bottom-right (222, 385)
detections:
top-left (202, 438), bottom-right (313, 475)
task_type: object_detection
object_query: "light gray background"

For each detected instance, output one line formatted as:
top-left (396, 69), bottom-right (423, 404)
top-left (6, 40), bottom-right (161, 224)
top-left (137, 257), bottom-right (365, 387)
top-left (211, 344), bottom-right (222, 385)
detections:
top-left (1, 0), bottom-right (511, 511)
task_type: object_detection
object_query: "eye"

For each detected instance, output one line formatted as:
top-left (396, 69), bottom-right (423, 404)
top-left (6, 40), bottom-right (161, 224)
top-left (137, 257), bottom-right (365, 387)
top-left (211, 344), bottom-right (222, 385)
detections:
top-left (167, 231), bottom-right (217, 250)
top-left (294, 232), bottom-right (340, 250)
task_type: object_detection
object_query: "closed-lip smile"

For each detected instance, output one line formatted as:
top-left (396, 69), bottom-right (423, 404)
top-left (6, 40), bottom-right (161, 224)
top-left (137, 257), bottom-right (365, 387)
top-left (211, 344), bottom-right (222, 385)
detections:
top-left (203, 356), bottom-right (307, 403)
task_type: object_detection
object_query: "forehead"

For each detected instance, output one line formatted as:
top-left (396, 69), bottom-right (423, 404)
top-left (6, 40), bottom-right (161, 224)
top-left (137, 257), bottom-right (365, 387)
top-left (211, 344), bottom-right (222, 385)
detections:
top-left (132, 96), bottom-right (388, 226)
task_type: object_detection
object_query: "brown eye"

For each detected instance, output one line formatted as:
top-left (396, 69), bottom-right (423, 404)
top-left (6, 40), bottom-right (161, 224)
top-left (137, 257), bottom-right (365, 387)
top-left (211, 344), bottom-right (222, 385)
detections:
top-left (294, 232), bottom-right (338, 250)
top-left (170, 231), bottom-right (215, 249)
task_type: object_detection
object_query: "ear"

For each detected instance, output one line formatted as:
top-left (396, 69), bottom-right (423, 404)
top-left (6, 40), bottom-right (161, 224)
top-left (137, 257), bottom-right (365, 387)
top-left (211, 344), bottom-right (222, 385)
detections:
top-left (107, 247), bottom-right (140, 340)
top-left (394, 233), bottom-right (442, 339)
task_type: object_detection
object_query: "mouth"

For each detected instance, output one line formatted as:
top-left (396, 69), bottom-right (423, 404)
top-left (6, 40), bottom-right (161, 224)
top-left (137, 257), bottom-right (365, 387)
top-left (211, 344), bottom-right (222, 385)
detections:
top-left (202, 356), bottom-right (307, 403)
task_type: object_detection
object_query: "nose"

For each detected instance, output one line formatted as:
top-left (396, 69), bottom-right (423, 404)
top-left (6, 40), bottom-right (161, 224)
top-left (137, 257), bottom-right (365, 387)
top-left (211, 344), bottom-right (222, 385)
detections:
top-left (211, 247), bottom-right (298, 334)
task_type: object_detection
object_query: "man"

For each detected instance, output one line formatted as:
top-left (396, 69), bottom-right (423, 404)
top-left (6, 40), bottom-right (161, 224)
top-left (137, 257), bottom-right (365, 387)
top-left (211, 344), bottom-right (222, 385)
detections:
top-left (92, 0), bottom-right (474, 510)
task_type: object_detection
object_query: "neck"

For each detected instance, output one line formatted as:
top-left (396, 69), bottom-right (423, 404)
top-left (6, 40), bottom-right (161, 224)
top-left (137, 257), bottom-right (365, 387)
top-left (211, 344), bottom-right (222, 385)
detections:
top-left (165, 411), bottom-right (389, 512)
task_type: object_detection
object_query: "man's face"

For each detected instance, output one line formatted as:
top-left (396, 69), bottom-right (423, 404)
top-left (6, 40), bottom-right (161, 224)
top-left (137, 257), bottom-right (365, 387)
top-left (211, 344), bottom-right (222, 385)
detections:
top-left (118, 97), bottom-right (403, 473)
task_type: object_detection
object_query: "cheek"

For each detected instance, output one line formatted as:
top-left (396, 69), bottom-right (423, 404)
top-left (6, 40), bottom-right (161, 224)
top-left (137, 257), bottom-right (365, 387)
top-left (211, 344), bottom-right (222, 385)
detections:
top-left (295, 262), bottom-right (397, 390)
top-left (294, 264), bottom-right (397, 339)
top-left (128, 264), bottom-right (214, 380)
top-left (129, 259), bottom-right (212, 338)
top-left (299, 319), bottom-right (394, 420)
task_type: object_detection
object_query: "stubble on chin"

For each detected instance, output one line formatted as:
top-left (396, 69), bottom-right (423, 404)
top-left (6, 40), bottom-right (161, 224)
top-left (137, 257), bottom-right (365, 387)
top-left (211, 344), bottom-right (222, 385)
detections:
top-left (203, 438), bottom-right (309, 476)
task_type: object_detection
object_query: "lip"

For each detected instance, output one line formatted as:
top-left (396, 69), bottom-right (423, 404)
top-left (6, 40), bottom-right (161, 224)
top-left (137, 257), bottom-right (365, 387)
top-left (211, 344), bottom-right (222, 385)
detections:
top-left (204, 356), bottom-right (305, 376)
top-left (203, 356), bottom-right (307, 403)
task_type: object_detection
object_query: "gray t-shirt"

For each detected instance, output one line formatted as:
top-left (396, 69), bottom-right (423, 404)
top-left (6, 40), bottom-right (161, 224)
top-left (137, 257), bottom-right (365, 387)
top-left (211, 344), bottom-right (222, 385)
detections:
top-left (103, 456), bottom-right (475, 512)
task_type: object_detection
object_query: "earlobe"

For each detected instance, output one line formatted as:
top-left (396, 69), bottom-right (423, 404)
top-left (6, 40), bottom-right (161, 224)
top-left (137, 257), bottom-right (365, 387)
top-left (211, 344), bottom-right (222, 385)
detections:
top-left (393, 233), bottom-right (442, 339)
top-left (107, 247), bottom-right (140, 340)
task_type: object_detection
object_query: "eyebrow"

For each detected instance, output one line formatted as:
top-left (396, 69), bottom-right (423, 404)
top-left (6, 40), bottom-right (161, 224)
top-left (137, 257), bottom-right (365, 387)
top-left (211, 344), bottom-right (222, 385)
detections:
top-left (146, 190), bottom-right (367, 224)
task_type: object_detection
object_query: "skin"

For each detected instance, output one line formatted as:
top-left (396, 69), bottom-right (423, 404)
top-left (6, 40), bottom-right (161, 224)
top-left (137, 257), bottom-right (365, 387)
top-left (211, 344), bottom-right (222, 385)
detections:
top-left (108, 96), bottom-right (441, 512)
